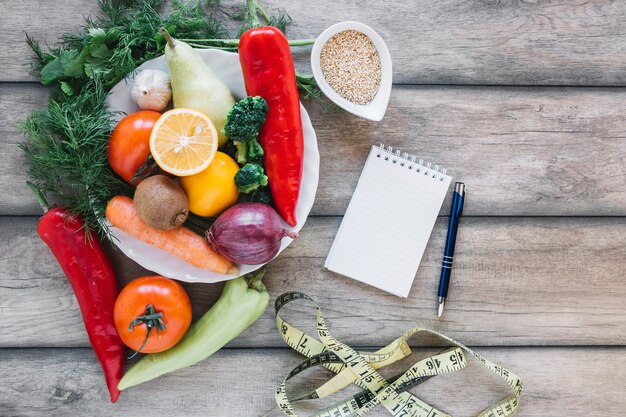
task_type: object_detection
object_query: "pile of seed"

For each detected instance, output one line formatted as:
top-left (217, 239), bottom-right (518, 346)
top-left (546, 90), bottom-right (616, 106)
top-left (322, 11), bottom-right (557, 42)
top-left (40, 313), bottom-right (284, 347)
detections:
top-left (320, 30), bottom-right (381, 105)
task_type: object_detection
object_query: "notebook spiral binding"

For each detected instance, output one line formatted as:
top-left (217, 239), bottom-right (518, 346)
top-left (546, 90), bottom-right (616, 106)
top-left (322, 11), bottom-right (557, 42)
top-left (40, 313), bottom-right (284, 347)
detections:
top-left (375, 144), bottom-right (448, 181)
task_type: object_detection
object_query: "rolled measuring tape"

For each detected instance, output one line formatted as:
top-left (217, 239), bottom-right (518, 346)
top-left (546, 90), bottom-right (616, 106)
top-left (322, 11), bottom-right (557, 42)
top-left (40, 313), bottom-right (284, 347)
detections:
top-left (272, 292), bottom-right (522, 417)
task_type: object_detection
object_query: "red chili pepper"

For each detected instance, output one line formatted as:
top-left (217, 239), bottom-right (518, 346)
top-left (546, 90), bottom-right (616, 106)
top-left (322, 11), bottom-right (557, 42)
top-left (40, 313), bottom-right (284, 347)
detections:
top-left (239, 26), bottom-right (304, 227)
top-left (29, 184), bottom-right (125, 403)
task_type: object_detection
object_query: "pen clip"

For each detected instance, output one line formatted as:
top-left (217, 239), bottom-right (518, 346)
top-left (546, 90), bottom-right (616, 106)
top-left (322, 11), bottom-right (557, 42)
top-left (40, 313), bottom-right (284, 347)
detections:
top-left (454, 182), bottom-right (465, 223)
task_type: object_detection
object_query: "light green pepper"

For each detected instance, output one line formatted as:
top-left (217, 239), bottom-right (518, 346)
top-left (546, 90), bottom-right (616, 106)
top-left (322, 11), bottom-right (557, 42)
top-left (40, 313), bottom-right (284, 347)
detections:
top-left (118, 269), bottom-right (269, 390)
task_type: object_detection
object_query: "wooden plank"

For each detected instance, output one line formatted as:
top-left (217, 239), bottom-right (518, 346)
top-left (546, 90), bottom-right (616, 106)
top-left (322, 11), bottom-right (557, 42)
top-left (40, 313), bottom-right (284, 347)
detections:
top-left (0, 0), bottom-right (101, 82)
top-left (2, 215), bottom-right (626, 348)
top-left (0, 84), bottom-right (49, 215)
top-left (4, 1), bottom-right (626, 85)
top-left (0, 346), bottom-right (623, 416)
top-left (4, 83), bottom-right (626, 217)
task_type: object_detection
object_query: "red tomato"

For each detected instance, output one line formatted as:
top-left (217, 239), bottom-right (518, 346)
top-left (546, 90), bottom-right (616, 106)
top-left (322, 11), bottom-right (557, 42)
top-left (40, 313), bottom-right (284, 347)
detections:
top-left (113, 275), bottom-right (192, 353)
top-left (108, 111), bottom-right (161, 184)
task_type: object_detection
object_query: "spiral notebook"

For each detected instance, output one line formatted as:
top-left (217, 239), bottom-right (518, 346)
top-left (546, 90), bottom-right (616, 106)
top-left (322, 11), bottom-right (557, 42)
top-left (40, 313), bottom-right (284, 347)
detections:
top-left (325, 144), bottom-right (452, 297)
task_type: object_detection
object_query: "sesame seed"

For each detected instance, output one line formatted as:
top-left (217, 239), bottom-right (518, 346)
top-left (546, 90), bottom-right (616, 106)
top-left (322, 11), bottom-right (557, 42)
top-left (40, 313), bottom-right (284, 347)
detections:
top-left (320, 30), bottom-right (381, 105)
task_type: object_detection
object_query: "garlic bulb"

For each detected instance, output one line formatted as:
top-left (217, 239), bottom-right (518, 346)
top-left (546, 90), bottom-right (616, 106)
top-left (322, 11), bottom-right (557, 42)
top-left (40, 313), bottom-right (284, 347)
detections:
top-left (130, 69), bottom-right (172, 111)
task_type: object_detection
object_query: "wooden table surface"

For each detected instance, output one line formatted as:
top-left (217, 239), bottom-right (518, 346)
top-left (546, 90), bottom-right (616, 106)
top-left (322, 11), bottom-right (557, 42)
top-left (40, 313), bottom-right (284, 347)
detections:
top-left (2, 1), bottom-right (626, 416)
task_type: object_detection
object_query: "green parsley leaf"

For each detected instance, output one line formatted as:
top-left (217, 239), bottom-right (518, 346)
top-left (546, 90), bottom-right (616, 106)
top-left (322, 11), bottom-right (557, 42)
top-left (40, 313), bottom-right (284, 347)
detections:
top-left (60, 81), bottom-right (74, 96)
top-left (40, 50), bottom-right (72, 85)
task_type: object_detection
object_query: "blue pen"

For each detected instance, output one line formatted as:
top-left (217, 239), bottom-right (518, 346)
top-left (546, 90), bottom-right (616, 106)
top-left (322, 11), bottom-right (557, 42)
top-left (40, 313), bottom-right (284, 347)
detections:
top-left (437, 182), bottom-right (465, 317)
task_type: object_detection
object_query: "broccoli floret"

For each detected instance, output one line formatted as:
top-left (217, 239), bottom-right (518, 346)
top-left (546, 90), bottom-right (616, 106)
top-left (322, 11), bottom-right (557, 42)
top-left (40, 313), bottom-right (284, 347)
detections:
top-left (234, 163), bottom-right (269, 194)
top-left (235, 139), bottom-right (264, 165)
top-left (250, 187), bottom-right (273, 205)
top-left (223, 96), bottom-right (268, 141)
top-left (222, 96), bottom-right (268, 164)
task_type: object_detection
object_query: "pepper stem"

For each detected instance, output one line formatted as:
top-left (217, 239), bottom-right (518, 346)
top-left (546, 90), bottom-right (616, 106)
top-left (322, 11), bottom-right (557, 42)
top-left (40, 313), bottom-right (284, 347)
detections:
top-left (26, 181), bottom-right (49, 213)
top-left (160, 28), bottom-right (176, 49)
top-left (246, 0), bottom-right (263, 28)
top-left (127, 304), bottom-right (166, 359)
top-left (245, 267), bottom-right (267, 293)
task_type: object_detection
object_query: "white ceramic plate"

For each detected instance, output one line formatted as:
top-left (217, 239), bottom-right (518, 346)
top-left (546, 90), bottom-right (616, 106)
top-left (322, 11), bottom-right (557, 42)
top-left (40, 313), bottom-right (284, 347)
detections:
top-left (106, 49), bottom-right (319, 283)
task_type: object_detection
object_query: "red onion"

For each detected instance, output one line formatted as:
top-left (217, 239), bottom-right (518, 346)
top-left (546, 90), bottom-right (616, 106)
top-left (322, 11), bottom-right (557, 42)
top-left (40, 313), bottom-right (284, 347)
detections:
top-left (207, 203), bottom-right (297, 265)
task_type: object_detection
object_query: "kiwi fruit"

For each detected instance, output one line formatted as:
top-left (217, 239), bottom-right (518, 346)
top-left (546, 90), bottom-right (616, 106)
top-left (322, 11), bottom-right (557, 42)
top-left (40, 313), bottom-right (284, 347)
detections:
top-left (134, 175), bottom-right (189, 230)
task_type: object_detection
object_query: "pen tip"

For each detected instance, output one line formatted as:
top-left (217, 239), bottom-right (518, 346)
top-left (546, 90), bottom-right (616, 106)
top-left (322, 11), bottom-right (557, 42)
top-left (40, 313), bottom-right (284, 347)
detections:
top-left (437, 300), bottom-right (445, 317)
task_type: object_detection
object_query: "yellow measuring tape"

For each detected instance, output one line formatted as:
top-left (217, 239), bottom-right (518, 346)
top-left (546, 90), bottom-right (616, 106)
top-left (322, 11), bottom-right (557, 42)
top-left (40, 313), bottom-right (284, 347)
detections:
top-left (273, 292), bottom-right (522, 417)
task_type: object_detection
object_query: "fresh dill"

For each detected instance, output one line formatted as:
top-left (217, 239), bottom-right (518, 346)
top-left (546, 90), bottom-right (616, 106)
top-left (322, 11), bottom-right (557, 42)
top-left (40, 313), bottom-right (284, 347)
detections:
top-left (27, 0), bottom-right (323, 99)
top-left (19, 81), bottom-right (132, 240)
top-left (28, 0), bottom-right (229, 96)
top-left (295, 72), bottom-right (340, 110)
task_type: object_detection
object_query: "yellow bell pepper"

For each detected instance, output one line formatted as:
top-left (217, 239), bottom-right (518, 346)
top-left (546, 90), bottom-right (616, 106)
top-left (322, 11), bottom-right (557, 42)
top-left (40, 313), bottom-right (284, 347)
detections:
top-left (180, 152), bottom-right (239, 217)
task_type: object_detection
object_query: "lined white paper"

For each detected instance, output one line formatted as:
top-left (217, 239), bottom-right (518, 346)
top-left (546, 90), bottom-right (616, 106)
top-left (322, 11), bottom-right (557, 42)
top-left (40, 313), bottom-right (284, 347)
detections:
top-left (325, 145), bottom-right (452, 297)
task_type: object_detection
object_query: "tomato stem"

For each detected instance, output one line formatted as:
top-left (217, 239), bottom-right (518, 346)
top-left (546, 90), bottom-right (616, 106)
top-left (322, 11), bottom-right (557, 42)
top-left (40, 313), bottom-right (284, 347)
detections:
top-left (128, 304), bottom-right (166, 359)
top-left (131, 154), bottom-right (159, 184)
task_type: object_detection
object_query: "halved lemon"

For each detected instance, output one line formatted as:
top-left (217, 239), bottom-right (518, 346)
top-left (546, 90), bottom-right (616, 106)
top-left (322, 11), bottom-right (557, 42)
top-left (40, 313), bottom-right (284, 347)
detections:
top-left (149, 108), bottom-right (218, 176)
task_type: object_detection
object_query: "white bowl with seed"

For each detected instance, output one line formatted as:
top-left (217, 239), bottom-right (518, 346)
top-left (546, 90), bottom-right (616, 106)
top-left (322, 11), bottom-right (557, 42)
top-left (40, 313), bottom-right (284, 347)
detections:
top-left (311, 21), bottom-right (392, 121)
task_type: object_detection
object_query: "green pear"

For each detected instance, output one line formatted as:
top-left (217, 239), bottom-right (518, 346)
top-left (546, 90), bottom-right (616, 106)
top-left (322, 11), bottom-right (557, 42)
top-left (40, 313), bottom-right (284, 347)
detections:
top-left (161, 29), bottom-right (235, 147)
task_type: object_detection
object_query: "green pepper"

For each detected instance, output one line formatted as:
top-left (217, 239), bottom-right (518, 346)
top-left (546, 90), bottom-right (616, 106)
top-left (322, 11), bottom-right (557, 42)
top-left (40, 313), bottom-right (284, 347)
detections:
top-left (117, 269), bottom-right (269, 390)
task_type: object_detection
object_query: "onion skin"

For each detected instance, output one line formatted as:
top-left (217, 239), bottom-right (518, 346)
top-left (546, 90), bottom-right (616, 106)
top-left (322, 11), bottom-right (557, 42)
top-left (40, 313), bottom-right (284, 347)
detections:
top-left (207, 203), bottom-right (297, 264)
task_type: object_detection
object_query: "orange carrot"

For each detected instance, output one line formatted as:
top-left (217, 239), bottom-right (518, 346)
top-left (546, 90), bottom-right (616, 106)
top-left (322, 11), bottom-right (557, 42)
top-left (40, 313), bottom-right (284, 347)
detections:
top-left (106, 196), bottom-right (238, 275)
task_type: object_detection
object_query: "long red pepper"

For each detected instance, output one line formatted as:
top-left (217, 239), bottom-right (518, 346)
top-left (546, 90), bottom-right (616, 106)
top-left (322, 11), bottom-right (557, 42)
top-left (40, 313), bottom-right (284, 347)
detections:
top-left (238, 25), bottom-right (304, 227)
top-left (29, 184), bottom-right (125, 403)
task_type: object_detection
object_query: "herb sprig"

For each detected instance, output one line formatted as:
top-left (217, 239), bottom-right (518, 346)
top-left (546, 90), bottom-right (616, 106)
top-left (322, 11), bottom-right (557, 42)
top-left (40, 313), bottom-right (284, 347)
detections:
top-left (26, 0), bottom-right (322, 99)
top-left (19, 81), bottom-right (132, 239)
top-left (28, 0), bottom-right (229, 96)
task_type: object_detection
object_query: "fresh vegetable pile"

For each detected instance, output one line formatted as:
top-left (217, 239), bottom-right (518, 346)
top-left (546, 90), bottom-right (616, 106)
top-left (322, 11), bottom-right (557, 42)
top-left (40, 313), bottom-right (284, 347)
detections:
top-left (102, 25), bottom-right (302, 270)
top-left (21, 0), bottom-right (323, 403)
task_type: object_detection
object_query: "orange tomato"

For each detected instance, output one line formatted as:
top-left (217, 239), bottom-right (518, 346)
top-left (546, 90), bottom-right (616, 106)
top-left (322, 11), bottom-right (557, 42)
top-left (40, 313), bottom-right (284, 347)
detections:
top-left (114, 275), bottom-right (192, 353)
